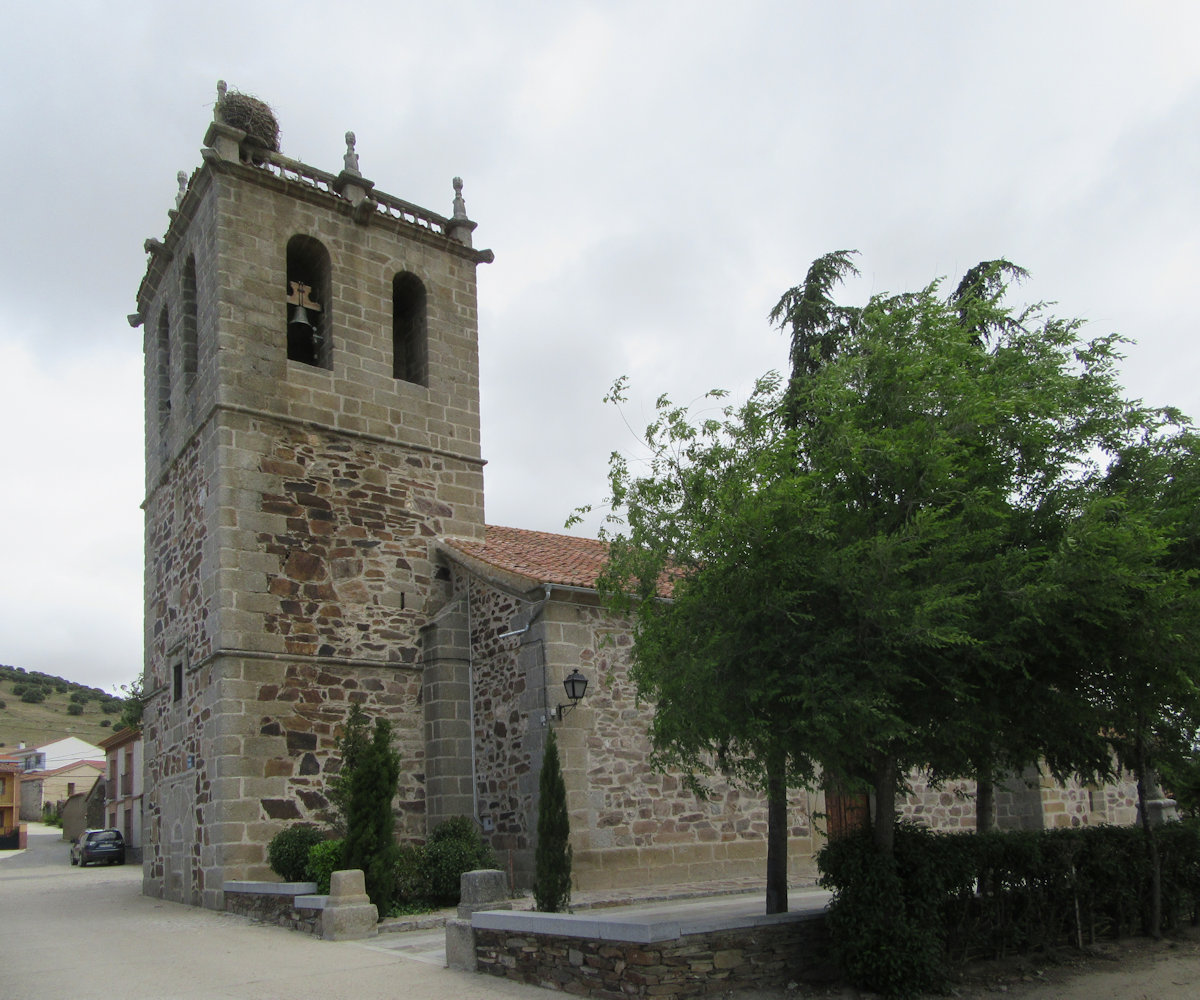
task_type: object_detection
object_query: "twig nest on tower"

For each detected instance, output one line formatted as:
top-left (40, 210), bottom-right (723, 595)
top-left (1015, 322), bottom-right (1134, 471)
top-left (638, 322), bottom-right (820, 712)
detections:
top-left (218, 90), bottom-right (281, 152)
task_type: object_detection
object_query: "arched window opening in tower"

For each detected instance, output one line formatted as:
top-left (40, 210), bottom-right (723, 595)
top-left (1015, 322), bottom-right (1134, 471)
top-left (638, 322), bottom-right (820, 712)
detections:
top-left (285, 235), bottom-right (332, 369)
top-left (393, 271), bottom-right (428, 385)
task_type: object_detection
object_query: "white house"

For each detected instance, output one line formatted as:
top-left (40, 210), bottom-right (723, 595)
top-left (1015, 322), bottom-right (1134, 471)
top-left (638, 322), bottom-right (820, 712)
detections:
top-left (10, 738), bottom-right (103, 773)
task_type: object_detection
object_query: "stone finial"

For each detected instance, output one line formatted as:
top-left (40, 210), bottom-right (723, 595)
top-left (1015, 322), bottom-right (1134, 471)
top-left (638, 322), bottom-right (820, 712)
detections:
top-left (175, 171), bottom-right (188, 209)
top-left (446, 177), bottom-right (478, 248)
top-left (452, 176), bottom-right (468, 220)
top-left (216, 79), bottom-right (227, 107)
top-left (333, 132), bottom-right (374, 213)
top-left (343, 131), bottom-right (360, 175)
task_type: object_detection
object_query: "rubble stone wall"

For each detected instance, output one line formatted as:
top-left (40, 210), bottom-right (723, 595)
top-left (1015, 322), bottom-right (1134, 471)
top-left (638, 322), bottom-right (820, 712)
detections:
top-left (899, 769), bottom-right (1141, 833)
top-left (474, 915), bottom-right (831, 999)
top-left (465, 583), bottom-right (818, 891)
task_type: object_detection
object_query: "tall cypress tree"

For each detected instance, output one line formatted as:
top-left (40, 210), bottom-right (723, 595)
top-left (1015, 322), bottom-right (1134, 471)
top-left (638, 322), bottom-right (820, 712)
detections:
top-left (341, 714), bottom-right (401, 915)
top-left (533, 728), bottom-right (572, 912)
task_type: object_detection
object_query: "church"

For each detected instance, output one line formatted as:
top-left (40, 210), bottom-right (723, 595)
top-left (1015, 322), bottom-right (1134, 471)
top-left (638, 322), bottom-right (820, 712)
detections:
top-left (131, 85), bottom-right (1136, 910)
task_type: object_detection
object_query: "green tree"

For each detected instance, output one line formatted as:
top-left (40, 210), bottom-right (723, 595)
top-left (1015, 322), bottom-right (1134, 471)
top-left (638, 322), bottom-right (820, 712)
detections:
top-left (533, 728), bottom-right (572, 912)
top-left (325, 702), bottom-right (371, 835)
top-left (586, 254), bottom-right (1153, 908)
top-left (115, 676), bottom-right (145, 731)
top-left (1053, 428), bottom-right (1200, 936)
top-left (340, 711), bottom-right (401, 915)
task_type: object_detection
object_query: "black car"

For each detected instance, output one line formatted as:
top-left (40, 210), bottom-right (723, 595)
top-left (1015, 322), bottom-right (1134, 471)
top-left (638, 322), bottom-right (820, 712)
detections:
top-left (70, 829), bottom-right (126, 866)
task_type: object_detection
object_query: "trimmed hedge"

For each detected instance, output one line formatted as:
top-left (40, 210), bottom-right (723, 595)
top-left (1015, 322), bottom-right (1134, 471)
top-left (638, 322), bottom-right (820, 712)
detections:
top-left (819, 821), bottom-right (1200, 997)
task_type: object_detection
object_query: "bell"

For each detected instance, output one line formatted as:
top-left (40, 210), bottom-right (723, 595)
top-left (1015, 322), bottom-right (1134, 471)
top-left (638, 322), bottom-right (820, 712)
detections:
top-left (289, 303), bottom-right (314, 330)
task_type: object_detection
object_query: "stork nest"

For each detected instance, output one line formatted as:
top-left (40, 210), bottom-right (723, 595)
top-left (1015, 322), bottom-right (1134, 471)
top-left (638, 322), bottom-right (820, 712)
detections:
top-left (218, 91), bottom-right (281, 152)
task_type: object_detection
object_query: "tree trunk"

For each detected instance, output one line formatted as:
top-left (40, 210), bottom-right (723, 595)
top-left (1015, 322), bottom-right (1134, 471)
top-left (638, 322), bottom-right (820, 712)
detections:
top-left (976, 772), bottom-right (995, 833)
top-left (765, 747), bottom-right (788, 914)
top-left (872, 750), bottom-right (898, 857)
top-left (1135, 732), bottom-right (1163, 939)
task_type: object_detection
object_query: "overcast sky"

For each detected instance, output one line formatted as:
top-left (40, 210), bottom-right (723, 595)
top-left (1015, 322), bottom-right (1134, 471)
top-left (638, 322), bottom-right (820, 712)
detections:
top-left (1, 2), bottom-right (1197, 693)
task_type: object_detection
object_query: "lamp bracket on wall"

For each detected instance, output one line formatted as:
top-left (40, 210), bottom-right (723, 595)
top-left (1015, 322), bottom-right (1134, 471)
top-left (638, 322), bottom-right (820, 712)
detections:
top-left (555, 668), bottom-right (589, 721)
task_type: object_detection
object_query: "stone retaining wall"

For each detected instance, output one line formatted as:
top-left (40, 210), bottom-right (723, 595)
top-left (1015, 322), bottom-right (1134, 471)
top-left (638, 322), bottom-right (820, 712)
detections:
top-left (223, 880), bottom-right (323, 935)
top-left (473, 910), bottom-right (831, 998)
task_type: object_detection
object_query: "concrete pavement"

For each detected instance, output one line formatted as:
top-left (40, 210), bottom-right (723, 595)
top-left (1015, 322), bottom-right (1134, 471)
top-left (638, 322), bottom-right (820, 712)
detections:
top-left (0, 824), bottom-right (536, 1000)
top-left (1, 823), bottom-right (828, 1000)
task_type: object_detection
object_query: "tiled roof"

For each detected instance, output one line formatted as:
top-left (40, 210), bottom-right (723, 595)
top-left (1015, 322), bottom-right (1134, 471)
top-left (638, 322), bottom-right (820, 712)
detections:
top-left (98, 726), bottom-right (142, 753)
top-left (444, 525), bottom-right (610, 591)
top-left (442, 525), bottom-right (676, 598)
top-left (21, 760), bottom-right (104, 779)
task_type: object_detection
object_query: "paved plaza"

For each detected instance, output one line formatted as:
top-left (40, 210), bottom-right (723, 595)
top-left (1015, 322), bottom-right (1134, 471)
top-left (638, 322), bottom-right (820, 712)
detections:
top-left (0, 823), bottom-right (828, 1000)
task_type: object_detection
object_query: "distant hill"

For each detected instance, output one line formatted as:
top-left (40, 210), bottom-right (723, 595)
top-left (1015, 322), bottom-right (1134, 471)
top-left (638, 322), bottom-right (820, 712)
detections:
top-left (0, 664), bottom-right (130, 751)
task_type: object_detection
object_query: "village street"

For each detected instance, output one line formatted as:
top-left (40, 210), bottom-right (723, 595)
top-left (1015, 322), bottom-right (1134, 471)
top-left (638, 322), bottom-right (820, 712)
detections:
top-left (0, 823), bottom-right (534, 1000)
top-left (5, 821), bottom-right (1200, 1000)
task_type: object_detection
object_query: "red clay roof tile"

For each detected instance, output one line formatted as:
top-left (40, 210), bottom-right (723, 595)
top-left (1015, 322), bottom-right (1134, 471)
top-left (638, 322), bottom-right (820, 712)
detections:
top-left (443, 525), bottom-right (676, 598)
top-left (444, 525), bottom-right (609, 590)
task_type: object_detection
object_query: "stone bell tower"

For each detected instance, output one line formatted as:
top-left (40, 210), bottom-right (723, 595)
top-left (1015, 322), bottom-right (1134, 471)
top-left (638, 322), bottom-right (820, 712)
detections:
top-left (131, 83), bottom-right (492, 908)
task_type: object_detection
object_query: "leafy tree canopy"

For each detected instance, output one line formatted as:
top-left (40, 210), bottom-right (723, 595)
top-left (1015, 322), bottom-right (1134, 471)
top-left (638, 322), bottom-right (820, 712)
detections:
top-left (582, 253), bottom-right (1192, 858)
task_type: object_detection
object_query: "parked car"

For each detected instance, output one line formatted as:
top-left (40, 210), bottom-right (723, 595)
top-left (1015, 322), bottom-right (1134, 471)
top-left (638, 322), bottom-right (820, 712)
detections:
top-left (70, 829), bottom-right (126, 866)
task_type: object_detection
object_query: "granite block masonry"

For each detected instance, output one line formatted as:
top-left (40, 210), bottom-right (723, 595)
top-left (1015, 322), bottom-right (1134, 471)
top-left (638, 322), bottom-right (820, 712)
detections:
top-left (321, 869), bottom-right (378, 941)
top-left (134, 86), bottom-right (490, 909)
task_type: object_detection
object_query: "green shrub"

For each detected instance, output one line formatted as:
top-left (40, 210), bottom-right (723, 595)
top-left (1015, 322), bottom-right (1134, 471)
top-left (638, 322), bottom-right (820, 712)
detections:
top-left (67, 703), bottom-right (83, 716)
top-left (20, 687), bottom-right (46, 704)
top-left (820, 828), bottom-right (947, 997)
top-left (306, 838), bottom-right (344, 894)
top-left (70, 691), bottom-right (88, 704)
top-left (424, 839), bottom-right (478, 904)
top-left (100, 719), bottom-right (110, 727)
top-left (423, 816), bottom-right (497, 905)
top-left (267, 825), bottom-right (325, 882)
top-left (394, 843), bottom-right (431, 903)
top-left (819, 819), bottom-right (1200, 996)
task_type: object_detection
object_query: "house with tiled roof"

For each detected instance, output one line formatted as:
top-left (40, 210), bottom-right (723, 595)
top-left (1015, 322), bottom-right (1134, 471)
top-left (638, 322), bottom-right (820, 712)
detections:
top-left (18, 759), bottom-right (104, 823)
top-left (8, 737), bottom-right (103, 774)
top-left (98, 726), bottom-right (143, 856)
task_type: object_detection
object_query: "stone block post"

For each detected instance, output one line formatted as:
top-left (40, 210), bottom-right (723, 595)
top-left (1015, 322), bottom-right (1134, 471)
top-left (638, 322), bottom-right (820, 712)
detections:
top-left (446, 868), bottom-right (512, 972)
top-left (320, 869), bottom-right (378, 941)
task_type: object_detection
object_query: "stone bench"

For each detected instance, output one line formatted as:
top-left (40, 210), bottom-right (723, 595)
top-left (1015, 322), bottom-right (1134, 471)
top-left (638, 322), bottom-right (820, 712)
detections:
top-left (223, 869), bottom-right (377, 940)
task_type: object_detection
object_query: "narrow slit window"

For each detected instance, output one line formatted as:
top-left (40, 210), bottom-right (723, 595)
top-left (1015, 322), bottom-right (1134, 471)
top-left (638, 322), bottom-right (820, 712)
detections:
top-left (393, 272), bottom-right (428, 385)
top-left (156, 308), bottom-right (171, 433)
top-left (286, 236), bottom-right (332, 369)
top-left (181, 256), bottom-right (198, 390)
